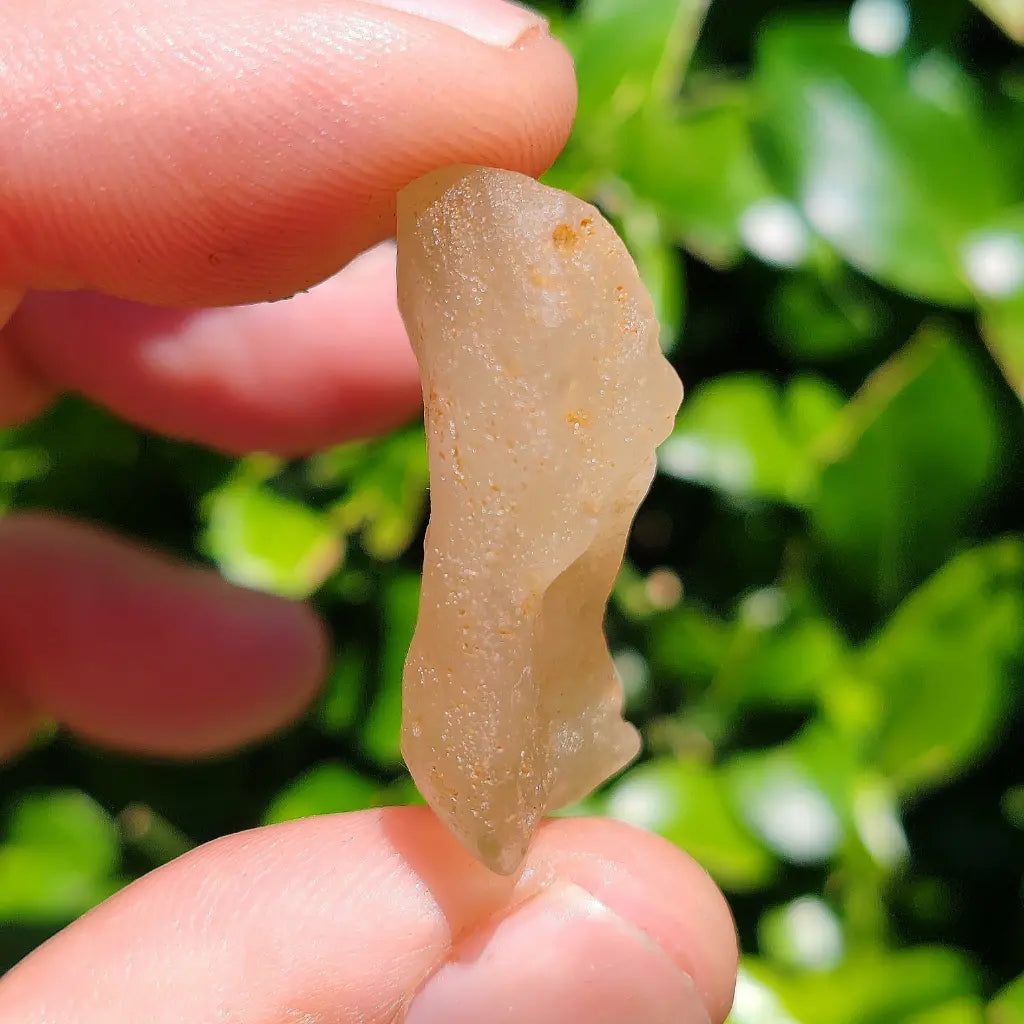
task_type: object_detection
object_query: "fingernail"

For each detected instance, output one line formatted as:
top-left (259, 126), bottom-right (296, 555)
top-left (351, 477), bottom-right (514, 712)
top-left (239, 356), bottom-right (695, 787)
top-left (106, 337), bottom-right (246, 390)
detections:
top-left (368, 0), bottom-right (548, 48)
top-left (406, 881), bottom-right (711, 1024)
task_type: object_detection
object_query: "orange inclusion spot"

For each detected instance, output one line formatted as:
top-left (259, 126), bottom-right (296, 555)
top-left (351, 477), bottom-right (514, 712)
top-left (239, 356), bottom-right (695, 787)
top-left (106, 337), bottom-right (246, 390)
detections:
top-left (552, 223), bottom-right (578, 251)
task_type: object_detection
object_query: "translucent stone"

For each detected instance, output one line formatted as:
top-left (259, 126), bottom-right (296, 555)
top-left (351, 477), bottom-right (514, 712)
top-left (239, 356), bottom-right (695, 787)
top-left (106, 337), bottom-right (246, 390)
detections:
top-left (397, 165), bottom-right (683, 874)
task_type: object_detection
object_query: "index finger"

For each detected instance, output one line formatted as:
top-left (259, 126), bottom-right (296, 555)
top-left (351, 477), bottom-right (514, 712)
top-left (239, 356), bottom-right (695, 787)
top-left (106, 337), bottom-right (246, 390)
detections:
top-left (0, 0), bottom-right (576, 307)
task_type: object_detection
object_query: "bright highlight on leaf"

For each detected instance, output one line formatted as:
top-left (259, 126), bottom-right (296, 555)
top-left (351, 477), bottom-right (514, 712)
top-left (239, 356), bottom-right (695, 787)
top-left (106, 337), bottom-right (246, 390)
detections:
top-left (848, 0), bottom-right (910, 57)
top-left (962, 229), bottom-right (1024, 300)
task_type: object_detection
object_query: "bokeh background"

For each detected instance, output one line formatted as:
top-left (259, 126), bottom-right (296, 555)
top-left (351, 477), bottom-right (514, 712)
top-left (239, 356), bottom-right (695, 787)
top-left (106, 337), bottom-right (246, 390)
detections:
top-left (2, 0), bottom-right (1023, 1019)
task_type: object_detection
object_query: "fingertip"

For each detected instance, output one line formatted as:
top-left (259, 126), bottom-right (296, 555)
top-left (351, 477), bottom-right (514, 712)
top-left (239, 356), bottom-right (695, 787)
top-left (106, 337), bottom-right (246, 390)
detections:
top-left (0, 291), bottom-right (53, 424)
top-left (9, 243), bottom-right (422, 454)
top-left (0, 513), bottom-right (330, 756)
top-left (242, 593), bottom-right (331, 732)
top-left (532, 818), bottom-right (739, 1024)
top-left (405, 878), bottom-right (711, 1024)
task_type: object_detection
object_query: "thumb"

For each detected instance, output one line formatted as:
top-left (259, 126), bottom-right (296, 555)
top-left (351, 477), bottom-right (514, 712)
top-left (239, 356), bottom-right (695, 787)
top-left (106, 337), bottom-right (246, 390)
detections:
top-left (0, 810), bottom-right (737, 1023)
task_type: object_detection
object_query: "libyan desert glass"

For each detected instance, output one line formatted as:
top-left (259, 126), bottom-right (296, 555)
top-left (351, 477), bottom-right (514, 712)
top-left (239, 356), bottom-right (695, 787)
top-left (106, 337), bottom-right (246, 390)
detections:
top-left (397, 166), bottom-right (683, 874)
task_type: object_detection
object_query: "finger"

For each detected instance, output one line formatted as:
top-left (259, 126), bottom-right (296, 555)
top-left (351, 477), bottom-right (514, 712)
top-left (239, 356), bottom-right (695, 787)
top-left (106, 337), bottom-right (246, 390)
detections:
top-left (0, 514), bottom-right (328, 757)
top-left (4, 243), bottom-right (421, 453)
top-left (1, 0), bottom-right (576, 307)
top-left (0, 289), bottom-right (52, 424)
top-left (0, 810), bottom-right (738, 1024)
top-left (0, 337), bottom-right (51, 426)
top-left (0, 685), bottom-right (39, 762)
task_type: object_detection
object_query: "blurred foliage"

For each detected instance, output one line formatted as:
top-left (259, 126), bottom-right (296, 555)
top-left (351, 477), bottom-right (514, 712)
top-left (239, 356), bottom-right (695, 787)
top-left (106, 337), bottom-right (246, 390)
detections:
top-left (1, 0), bottom-right (1022, 1018)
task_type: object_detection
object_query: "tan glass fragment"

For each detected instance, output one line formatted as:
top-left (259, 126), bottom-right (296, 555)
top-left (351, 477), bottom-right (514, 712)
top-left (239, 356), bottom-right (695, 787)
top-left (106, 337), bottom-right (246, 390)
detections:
top-left (397, 165), bottom-right (683, 874)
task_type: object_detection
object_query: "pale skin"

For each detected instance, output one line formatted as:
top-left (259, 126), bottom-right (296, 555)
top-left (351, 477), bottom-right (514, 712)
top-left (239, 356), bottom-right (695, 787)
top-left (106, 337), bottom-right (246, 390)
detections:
top-left (0, 1), bottom-right (739, 1020)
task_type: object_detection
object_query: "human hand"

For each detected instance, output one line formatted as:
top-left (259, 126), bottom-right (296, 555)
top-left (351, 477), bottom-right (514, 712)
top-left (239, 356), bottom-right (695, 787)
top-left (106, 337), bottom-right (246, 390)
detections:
top-left (0, 1), bottom-right (738, 1020)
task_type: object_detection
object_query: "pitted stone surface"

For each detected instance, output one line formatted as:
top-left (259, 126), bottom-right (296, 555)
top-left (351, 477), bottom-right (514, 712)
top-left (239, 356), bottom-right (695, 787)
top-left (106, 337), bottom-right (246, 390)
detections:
top-left (397, 166), bottom-right (683, 874)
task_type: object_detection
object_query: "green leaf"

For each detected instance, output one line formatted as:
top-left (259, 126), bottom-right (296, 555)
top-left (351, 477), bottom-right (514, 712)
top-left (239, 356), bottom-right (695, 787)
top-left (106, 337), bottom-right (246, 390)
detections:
top-left (755, 18), bottom-right (1010, 305)
top-left (569, 0), bottom-right (710, 127)
top-left (784, 376), bottom-right (850, 450)
top-left (1002, 785), bottom-right (1024, 830)
top-left (969, 209), bottom-right (1024, 399)
top-left (605, 759), bottom-right (776, 890)
top-left (0, 848), bottom-right (121, 924)
top-left (664, 591), bottom-right (850, 727)
top-left (768, 270), bottom-right (887, 362)
top-left (659, 373), bottom-right (844, 504)
top-left (201, 458), bottom-right (342, 599)
top-left (0, 790), bottom-right (122, 923)
top-left (360, 572), bottom-right (420, 767)
top-left (811, 326), bottom-right (1001, 608)
top-left (758, 896), bottom-right (844, 971)
top-left (4, 399), bottom-right (142, 521)
top-left (647, 603), bottom-right (732, 688)
top-left (7, 790), bottom-right (120, 878)
top-left (970, 0), bottom-right (1024, 43)
top-left (861, 538), bottom-right (1024, 793)
top-left (738, 947), bottom-right (980, 1024)
top-left (548, 0), bottom-right (711, 196)
top-left (724, 725), bottom-right (857, 866)
top-left (0, 433), bottom-right (49, 512)
top-left (990, 973), bottom-right (1024, 1024)
top-left (312, 428), bottom-right (429, 561)
top-left (620, 98), bottom-right (772, 266)
top-left (377, 775), bottom-right (428, 808)
top-left (316, 647), bottom-right (369, 737)
top-left (903, 997), bottom-right (987, 1024)
top-left (982, 295), bottom-right (1024, 398)
top-left (263, 763), bottom-right (379, 824)
top-left (731, 613), bottom-right (849, 709)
